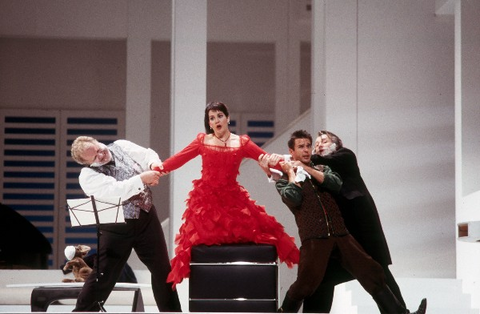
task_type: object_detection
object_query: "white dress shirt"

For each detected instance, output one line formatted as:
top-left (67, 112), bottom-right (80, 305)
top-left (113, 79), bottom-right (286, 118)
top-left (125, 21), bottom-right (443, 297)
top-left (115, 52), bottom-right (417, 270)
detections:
top-left (78, 140), bottom-right (161, 201)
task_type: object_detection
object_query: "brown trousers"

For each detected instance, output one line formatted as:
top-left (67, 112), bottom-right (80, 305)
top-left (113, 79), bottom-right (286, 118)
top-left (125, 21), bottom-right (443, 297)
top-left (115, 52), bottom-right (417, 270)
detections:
top-left (287, 235), bottom-right (387, 301)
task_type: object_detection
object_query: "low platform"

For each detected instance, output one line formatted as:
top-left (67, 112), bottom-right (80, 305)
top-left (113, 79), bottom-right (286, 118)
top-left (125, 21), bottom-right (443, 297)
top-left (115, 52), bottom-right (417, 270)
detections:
top-left (7, 282), bottom-right (149, 312)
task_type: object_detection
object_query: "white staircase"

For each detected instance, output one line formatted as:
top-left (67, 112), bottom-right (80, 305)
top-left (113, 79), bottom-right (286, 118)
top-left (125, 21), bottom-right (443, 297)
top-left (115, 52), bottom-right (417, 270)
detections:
top-left (329, 278), bottom-right (480, 314)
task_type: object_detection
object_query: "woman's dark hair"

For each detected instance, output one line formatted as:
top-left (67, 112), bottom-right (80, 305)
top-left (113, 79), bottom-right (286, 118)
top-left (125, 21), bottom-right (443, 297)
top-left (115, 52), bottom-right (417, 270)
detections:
top-left (318, 130), bottom-right (343, 149)
top-left (288, 130), bottom-right (312, 149)
top-left (204, 101), bottom-right (230, 134)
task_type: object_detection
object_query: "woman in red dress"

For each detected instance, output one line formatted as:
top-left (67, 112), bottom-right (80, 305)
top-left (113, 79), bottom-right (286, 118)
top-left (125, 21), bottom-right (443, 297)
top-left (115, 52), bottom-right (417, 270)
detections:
top-left (156, 101), bottom-right (299, 289)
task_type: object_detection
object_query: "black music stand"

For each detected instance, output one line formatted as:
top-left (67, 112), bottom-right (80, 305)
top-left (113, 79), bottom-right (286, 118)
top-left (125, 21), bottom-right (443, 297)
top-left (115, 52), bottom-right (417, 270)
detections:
top-left (66, 196), bottom-right (124, 312)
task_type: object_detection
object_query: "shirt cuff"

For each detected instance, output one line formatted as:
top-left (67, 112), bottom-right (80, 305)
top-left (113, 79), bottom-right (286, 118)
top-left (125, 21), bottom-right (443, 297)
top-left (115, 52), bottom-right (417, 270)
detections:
top-left (132, 175), bottom-right (146, 193)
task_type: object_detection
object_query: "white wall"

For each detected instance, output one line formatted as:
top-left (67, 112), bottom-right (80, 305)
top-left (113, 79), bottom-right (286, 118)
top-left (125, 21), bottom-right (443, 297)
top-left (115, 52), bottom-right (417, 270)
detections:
top-left (242, 0), bottom-right (456, 282)
top-left (0, 0), bottom-right (459, 286)
top-left (454, 0), bottom-right (480, 307)
top-left (325, 0), bottom-right (456, 278)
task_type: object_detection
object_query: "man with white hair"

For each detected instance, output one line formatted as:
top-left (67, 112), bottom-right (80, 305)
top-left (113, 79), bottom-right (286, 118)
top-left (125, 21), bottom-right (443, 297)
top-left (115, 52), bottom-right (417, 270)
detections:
top-left (70, 136), bottom-right (181, 312)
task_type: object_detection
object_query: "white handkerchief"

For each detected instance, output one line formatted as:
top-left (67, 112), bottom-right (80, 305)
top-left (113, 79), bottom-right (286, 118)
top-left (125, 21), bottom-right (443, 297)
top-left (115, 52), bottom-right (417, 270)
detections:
top-left (295, 166), bottom-right (311, 183)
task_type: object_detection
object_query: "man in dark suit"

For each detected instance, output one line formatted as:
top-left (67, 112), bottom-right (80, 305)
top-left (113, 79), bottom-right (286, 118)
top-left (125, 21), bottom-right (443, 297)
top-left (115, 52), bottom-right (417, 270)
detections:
top-left (305, 130), bottom-right (405, 313)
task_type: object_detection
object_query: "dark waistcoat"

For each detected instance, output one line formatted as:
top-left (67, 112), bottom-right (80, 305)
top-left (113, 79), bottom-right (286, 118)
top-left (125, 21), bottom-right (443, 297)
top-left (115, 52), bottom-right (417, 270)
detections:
top-left (293, 179), bottom-right (349, 243)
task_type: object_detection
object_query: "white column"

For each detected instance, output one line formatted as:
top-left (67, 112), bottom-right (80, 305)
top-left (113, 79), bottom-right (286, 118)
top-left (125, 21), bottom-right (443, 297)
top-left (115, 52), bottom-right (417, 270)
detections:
top-left (275, 0), bottom-right (306, 133)
top-left (324, 0), bottom-right (357, 150)
top-left (274, 2), bottom-right (292, 133)
top-left (311, 0), bottom-right (326, 132)
top-left (458, 0), bottom-right (480, 197)
top-left (454, 0), bottom-right (463, 216)
top-left (125, 37), bottom-right (151, 146)
top-left (169, 0), bottom-right (207, 303)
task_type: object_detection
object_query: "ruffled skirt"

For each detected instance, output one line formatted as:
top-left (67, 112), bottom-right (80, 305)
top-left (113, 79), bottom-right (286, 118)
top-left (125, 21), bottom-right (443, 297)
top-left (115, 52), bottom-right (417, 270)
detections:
top-left (166, 179), bottom-right (299, 289)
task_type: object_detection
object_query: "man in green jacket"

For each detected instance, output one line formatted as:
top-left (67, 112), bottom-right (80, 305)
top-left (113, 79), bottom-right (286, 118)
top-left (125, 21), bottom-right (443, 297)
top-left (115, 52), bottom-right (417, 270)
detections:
top-left (258, 130), bottom-right (426, 314)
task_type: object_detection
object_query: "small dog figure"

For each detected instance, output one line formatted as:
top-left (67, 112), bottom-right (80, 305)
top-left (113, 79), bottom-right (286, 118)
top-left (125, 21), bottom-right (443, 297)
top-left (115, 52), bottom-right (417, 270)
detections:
top-left (62, 245), bottom-right (93, 283)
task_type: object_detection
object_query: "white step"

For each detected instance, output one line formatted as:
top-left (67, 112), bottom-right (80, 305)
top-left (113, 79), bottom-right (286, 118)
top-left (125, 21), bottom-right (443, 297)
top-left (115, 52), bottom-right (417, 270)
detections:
top-left (330, 278), bottom-right (480, 314)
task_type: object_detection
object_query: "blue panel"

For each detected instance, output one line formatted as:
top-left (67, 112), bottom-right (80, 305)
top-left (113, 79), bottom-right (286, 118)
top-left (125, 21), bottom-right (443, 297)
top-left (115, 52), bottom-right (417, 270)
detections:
top-left (4, 171), bottom-right (55, 178)
top-left (67, 129), bottom-right (118, 136)
top-left (5, 149), bottom-right (55, 156)
top-left (66, 193), bottom-right (87, 199)
top-left (66, 161), bottom-right (82, 168)
top-left (66, 183), bottom-right (81, 190)
top-left (37, 227), bottom-right (54, 233)
top-left (247, 131), bottom-right (274, 138)
top-left (4, 139), bottom-right (56, 145)
top-left (5, 117), bottom-right (56, 124)
top-left (247, 120), bottom-right (274, 127)
top-left (4, 160), bottom-right (55, 167)
top-left (66, 172), bottom-right (80, 179)
top-left (67, 117), bottom-right (118, 125)
top-left (3, 193), bottom-right (54, 200)
top-left (11, 204), bottom-right (54, 211)
top-left (5, 128), bottom-right (56, 135)
top-left (3, 182), bottom-right (55, 189)
top-left (24, 215), bottom-right (54, 222)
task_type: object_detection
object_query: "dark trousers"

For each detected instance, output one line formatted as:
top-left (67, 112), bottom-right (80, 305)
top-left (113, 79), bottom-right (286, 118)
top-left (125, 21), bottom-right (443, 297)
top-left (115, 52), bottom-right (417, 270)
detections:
top-left (286, 235), bottom-right (386, 303)
top-left (73, 207), bottom-right (181, 312)
top-left (303, 261), bottom-right (405, 313)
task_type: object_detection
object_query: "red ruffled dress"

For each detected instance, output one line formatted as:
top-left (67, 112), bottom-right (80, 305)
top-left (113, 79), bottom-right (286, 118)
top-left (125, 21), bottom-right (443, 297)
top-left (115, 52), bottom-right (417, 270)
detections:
top-left (161, 133), bottom-right (299, 289)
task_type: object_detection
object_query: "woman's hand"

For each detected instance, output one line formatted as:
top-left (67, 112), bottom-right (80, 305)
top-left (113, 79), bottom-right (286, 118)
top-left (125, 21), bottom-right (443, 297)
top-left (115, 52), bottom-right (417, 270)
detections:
top-left (267, 153), bottom-right (284, 167)
top-left (279, 160), bottom-right (294, 173)
top-left (150, 161), bottom-right (163, 171)
top-left (258, 154), bottom-right (274, 177)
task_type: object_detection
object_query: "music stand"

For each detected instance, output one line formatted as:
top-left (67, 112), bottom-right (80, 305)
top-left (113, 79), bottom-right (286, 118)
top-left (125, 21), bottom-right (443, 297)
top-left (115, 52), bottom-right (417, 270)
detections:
top-left (66, 196), bottom-right (124, 311)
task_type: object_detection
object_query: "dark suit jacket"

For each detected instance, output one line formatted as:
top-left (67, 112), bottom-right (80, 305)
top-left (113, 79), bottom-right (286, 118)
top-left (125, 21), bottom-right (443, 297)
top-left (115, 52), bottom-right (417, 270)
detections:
top-left (311, 147), bottom-right (392, 265)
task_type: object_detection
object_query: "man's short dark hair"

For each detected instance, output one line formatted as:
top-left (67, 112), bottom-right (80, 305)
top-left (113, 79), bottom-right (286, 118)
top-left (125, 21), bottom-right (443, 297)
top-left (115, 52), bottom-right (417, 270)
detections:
top-left (288, 130), bottom-right (312, 149)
